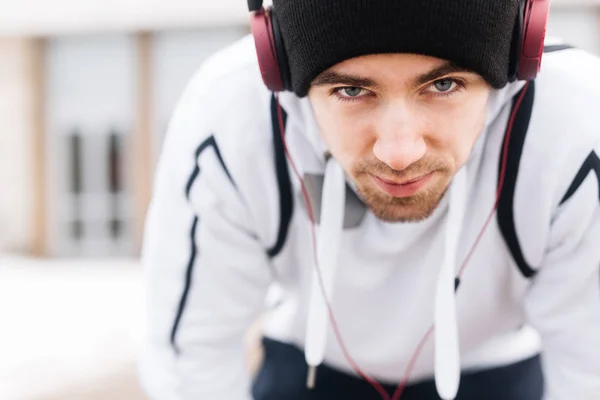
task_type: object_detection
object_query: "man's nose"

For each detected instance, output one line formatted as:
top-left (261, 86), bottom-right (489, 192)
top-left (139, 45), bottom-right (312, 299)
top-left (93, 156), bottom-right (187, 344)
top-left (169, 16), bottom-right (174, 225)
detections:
top-left (372, 104), bottom-right (427, 171)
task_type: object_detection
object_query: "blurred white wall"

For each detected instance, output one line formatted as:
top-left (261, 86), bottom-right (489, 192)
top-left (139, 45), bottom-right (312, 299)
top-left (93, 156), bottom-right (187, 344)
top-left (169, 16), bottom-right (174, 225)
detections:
top-left (0, 39), bottom-right (35, 253)
top-left (548, 6), bottom-right (600, 53)
top-left (0, 0), bottom-right (595, 36)
top-left (0, 0), bottom-right (272, 36)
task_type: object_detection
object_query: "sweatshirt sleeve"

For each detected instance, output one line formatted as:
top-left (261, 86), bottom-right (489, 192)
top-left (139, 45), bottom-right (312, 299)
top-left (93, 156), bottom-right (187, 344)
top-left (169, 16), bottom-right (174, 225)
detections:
top-left (138, 75), bottom-right (273, 400)
top-left (525, 146), bottom-right (600, 400)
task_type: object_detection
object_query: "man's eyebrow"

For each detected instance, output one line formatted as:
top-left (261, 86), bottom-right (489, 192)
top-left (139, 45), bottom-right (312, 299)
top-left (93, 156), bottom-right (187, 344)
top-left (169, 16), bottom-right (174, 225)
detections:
top-left (414, 61), bottom-right (474, 86)
top-left (311, 71), bottom-right (380, 89)
top-left (311, 60), bottom-right (475, 89)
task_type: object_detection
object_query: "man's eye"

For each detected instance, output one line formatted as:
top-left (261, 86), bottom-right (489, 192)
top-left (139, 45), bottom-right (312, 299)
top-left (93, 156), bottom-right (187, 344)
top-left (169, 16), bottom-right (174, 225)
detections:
top-left (431, 79), bottom-right (457, 93)
top-left (339, 87), bottom-right (365, 97)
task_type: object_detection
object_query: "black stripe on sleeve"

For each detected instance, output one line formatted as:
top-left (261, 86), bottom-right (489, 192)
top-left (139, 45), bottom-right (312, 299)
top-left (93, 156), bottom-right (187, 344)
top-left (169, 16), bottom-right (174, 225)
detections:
top-left (171, 135), bottom-right (235, 354)
top-left (267, 94), bottom-right (294, 258)
top-left (497, 81), bottom-right (538, 279)
top-left (560, 151), bottom-right (600, 205)
top-left (170, 216), bottom-right (199, 354)
top-left (185, 135), bottom-right (235, 200)
top-left (558, 152), bottom-right (600, 305)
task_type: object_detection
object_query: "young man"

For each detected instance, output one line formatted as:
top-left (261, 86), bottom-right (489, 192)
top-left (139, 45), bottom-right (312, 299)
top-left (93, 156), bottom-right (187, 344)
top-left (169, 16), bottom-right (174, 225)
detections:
top-left (139, 1), bottom-right (600, 399)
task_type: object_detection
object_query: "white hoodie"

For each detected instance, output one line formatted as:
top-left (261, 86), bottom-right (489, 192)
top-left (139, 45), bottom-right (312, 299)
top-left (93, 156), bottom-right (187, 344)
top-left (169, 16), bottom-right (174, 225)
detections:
top-left (139, 35), bottom-right (600, 400)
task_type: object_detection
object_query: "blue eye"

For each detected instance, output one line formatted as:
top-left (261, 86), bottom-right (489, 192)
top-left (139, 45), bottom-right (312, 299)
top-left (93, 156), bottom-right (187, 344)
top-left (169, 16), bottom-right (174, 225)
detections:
top-left (433, 79), bottom-right (456, 92)
top-left (332, 86), bottom-right (371, 103)
top-left (341, 87), bottom-right (363, 97)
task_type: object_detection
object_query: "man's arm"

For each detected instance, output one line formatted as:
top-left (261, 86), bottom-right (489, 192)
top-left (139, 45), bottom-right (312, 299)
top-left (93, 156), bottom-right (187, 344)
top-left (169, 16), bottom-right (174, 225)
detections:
top-left (525, 147), bottom-right (600, 400)
top-left (138, 79), bottom-right (273, 400)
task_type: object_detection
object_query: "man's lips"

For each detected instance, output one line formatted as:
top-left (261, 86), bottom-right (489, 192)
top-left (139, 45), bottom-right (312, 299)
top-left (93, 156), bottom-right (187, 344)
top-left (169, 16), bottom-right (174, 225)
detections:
top-left (377, 174), bottom-right (428, 186)
top-left (370, 172), bottom-right (434, 198)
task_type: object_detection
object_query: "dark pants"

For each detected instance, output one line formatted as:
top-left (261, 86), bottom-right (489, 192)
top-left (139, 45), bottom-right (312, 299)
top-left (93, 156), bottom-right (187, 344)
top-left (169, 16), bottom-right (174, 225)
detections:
top-left (252, 337), bottom-right (544, 400)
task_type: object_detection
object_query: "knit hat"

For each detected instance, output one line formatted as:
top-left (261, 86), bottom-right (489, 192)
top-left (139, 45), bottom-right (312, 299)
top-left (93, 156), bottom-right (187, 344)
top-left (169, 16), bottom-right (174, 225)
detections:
top-left (272, 0), bottom-right (521, 97)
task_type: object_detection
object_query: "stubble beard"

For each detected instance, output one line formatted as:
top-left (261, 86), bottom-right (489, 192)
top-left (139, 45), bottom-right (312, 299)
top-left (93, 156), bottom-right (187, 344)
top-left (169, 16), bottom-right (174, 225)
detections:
top-left (351, 159), bottom-right (453, 223)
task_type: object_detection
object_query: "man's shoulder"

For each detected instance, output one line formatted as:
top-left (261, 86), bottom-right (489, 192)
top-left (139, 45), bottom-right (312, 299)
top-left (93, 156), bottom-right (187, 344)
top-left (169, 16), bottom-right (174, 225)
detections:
top-left (168, 34), bottom-right (276, 157)
top-left (511, 46), bottom-right (600, 207)
top-left (181, 33), bottom-right (272, 126)
top-left (159, 34), bottom-right (283, 196)
top-left (523, 47), bottom-right (600, 169)
top-left (491, 48), bottom-right (600, 269)
top-left (532, 46), bottom-right (600, 149)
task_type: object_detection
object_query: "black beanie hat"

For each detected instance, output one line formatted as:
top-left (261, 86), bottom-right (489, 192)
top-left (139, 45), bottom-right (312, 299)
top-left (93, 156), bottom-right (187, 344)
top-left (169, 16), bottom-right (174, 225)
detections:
top-left (272, 0), bottom-right (521, 97)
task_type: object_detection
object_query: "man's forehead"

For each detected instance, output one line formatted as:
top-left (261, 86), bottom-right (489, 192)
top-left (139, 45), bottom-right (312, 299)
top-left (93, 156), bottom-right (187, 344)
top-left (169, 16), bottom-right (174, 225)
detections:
top-left (311, 54), bottom-right (476, 88)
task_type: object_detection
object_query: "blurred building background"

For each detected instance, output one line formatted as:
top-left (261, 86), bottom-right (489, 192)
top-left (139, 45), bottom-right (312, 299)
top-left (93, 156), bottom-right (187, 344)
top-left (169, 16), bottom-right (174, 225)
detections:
top-left (0, 0), bottom-right (254, 259)
top-left (0, 0), bottom-right (599, 399)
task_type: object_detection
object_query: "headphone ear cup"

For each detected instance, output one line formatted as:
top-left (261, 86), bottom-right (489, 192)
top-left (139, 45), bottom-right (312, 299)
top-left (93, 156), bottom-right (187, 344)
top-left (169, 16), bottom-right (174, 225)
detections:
top-left (516, 0), bottom-right (551, 81)
top-left (250, 7), bottom-right (287, 92)
top-left (270, 8), bottom-right (292, 92)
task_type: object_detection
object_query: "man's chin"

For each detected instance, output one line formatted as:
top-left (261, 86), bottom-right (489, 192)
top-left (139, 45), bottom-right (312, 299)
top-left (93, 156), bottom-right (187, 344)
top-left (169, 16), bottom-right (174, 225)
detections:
top-left (358, 187), bottom-right (448, 223)
top-left (366, 202), bottom-right (440, 223)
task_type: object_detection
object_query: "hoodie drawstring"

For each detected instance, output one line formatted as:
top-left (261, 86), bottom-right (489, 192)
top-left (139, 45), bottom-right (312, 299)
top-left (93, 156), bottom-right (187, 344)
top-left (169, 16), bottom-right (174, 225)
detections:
top-left (304, 157), bottom-right (346, 388)
top-left (434, 166), bottom-right (468, 399)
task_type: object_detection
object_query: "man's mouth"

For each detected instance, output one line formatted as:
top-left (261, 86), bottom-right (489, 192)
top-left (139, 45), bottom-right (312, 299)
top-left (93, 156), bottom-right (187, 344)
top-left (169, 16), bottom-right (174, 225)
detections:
top-left (370, 172), bottom-right (434, 198)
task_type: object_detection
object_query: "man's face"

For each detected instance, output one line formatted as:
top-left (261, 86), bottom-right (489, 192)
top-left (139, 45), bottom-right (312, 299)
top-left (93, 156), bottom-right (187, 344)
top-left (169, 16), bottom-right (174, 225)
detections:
top-left (308, 53), bottom-right (491, 223)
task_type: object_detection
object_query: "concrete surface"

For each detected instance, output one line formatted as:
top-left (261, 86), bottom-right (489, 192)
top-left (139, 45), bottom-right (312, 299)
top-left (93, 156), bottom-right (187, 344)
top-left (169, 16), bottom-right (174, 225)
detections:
top-left (0, 254), bottom-right (266, 400)
top-left (0, 255), bottom-right (147, 400)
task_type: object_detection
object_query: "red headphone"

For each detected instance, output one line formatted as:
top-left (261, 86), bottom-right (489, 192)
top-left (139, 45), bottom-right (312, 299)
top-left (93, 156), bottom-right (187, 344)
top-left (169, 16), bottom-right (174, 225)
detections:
top-left (248, 0), bottom-right (551, 92)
